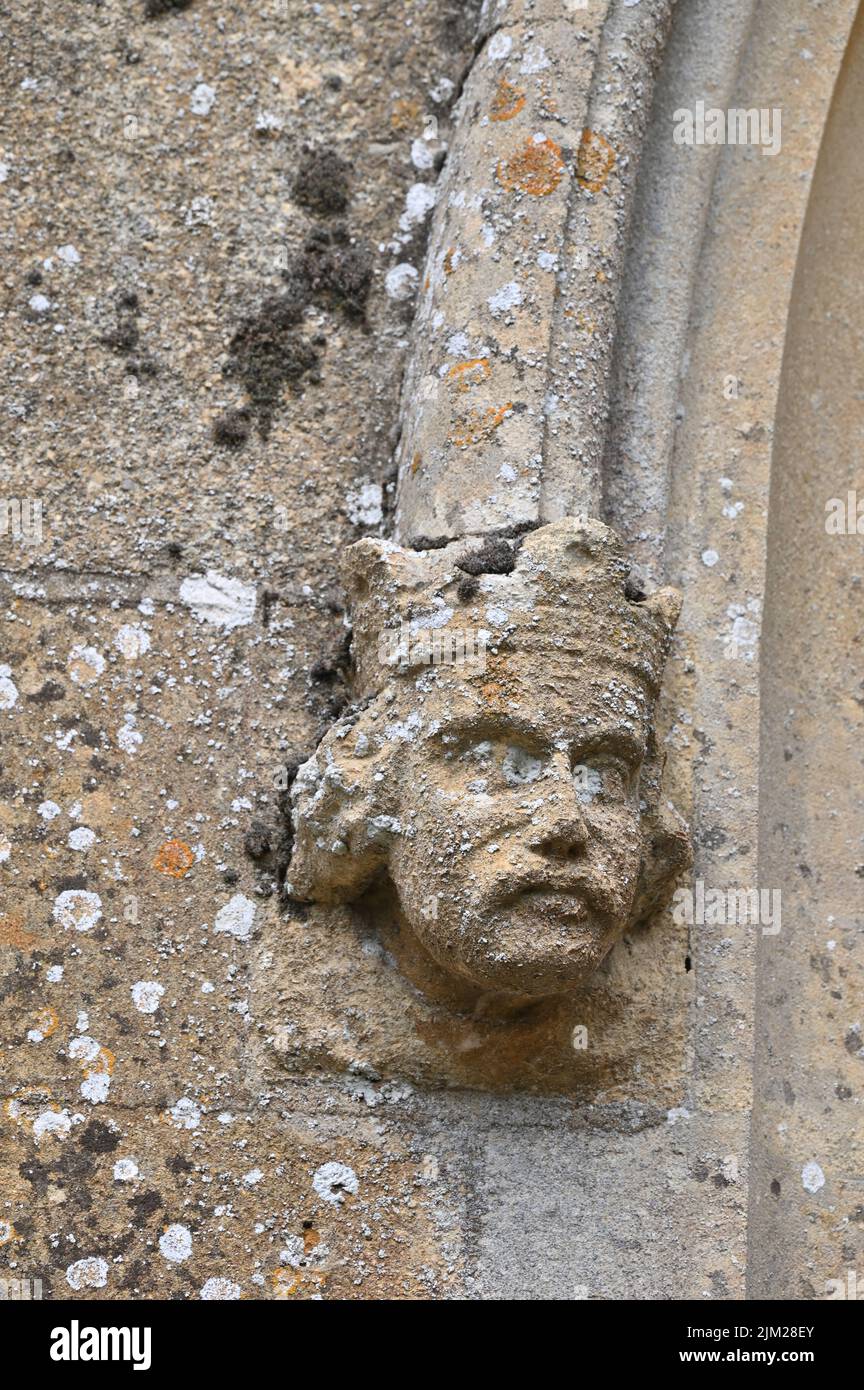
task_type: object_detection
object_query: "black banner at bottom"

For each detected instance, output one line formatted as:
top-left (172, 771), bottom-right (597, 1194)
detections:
top-left (0, 1296), bottom-right (857, 1375)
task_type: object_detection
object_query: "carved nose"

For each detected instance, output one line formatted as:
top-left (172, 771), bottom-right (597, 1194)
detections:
top-left (529, 802), bottom-right (589, 862)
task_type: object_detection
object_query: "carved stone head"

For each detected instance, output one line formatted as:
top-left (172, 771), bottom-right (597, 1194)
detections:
top-left (287, 518), bottom-right (690, 1003)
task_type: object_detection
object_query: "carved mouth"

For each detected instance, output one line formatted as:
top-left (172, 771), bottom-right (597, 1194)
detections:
top-left (511, 888), bottom-right (590, 922)
top-left (495, 872), bottom-right (600, 917)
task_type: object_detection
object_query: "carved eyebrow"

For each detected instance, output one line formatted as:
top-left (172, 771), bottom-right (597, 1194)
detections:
top-left (571, 728), bottom-right (646, 764)
top-left (433, 713), bottom-right (551, 749)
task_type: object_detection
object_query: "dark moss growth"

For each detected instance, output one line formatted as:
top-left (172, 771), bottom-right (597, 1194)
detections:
top-left (457, 575), bottom-right (480, 603)
top-left (292, 146), bottom-right (353, 215)
top-left (127, 1190), bottom-right (163, 1221)
top-left (310, 631), bottom-right (352, 685)
top-left (624, 573), bottom-right (647, 603)
top-left (144, 0), bottom-right (193, 16)
top-left (213, 407), bottom-right (252, 449)
top-left (100, 320), bottom-right (139, 354)
top-left (100, 292), bottom-right (141, 356)
top-left (244, 820), bottom-right (272, 860)
top-left (166, 1153), bottom-right (193, 1174)
top-left (297, 225), bottom-right (372, 322)
top-left (456, 537), bottom-right (515, 576)
top-left (224, 297), bottom-right (320, 439)
top-left (26, 680), bottom-right (65, 703)
top-left (223, 223), bottom-right (370, 441)
top-left (25, 268), bottom-right (43, 287)
top-left (125, 355), bottom-right (158, 377)
top-left (78, 1120), bottom-right (120, 1154)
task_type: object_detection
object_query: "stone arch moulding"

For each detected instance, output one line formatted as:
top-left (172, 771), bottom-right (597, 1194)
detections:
top-left (251, 0), bottom-right (859, 1136)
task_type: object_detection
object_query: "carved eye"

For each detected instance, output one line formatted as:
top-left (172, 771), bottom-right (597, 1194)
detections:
top-left (572, 759), bottom-right (631, 804)
top-left (502, 745), bottom-right (544, 786)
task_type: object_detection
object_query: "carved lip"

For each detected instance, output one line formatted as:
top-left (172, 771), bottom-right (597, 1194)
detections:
top-left (512, 889), bottom-right (590, 923)
top-left (496, 871), bottom-right (600, 917)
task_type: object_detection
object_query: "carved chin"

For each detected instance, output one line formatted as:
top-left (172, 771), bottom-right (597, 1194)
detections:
top-left (417, 901), bottom-right (624, 998)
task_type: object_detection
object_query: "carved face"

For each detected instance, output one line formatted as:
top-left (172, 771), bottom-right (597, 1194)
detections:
top-left (286, 518), bottom-right (689, 1006)
top-left (385, 694), bottom-right (648, 997)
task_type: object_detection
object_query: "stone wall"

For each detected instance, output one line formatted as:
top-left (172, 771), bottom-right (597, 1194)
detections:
top-left (0, 0), bottom-right (860, 1300)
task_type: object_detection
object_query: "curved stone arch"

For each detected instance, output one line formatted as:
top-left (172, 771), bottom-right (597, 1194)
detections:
top-left (603, 0), bottom-right (859, 1299)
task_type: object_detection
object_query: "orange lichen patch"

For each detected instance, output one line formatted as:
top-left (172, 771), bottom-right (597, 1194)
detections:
top-left (87, 1046), bottom-right (115, 1078)
top-left (446, 358), bottom-right (491, 393)
top-left (411, 451), bottom-right (422, 476)
top-left (449, 402), bottom-right (512, 448)
top-left (153, 839), bottom-right (195, 878)
top-left (497, 136), bottom-right (565, 196)
top-left (302, 1229), bottom-right (321, 1253)
top-left (29, 1006), bottom-right (59, 1040)
top-left (390, 97), bottom-right (420, 130)
top-left (576, 128), bottom-right (616, 193)
top-left (0, 913), bottom-right (37, 949)
top-left (271, 1267), bottom-right (328, 1299)
top-left (490, 77), bottom-right (526, 122)
top-left (442, 245), bottom-right (457, 276)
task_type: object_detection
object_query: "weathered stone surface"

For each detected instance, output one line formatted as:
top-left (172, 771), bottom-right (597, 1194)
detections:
top-left (2, 0), bottom-right (861, 1305)
top-left (394, 0), bottom-right (675, 543)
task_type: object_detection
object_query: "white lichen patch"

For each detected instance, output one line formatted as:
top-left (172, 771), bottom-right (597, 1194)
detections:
top-left (200, 1277), bottom-right (242, 1299)
top-left (503, 746), bottom-right (543, 786)
top-left (66, 1256), bottom-right (108, 1290)
top-left (399, 182), bottom-right (437, 233)
top-left (312, 1161), bottom-right (358, 1205)
top-left (802, 1161), bottom-right (825, 1194)
top-left (67, 826), bottom-right (96, 851)
top-left (573, 765), bottom-right (603, 804)
top-left (384, 263), bottom-right (418, 301)
top-left (159, 1223), bottom-right (193, 1263)
top-left (346, 480), bottom-right (383, 526)
top-left (190, 82), bottom-right (216, 115)
top-left (52, 889), bottom-right (102, 933)
top-left (131, 981), bottom-right (165, 1014)
top-left (179, 571), bottom-right (256, 630)
top-left (117, 712), bottom-right (143, 753)
top-left (67, 644), bottom-right (105, 685)
top-left (487, 32), bottom-right (512, 61)
top-left (113, 1158), bottom-right (139, 1182)
top-left (33, 1109), bottom-right (73, 1143)
top-left (0, 666), bottom-right (19, 709)
top-left (169, 1097), bottom-right (201, 1130)
top-left (487, 281), bottom-right (524, 317)
top-left (114, 623), bottom-right (151, 660)
top-left (520, 45), bottom-right (550, 74)
top-left (214, 893), bottom-right (256, 940)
